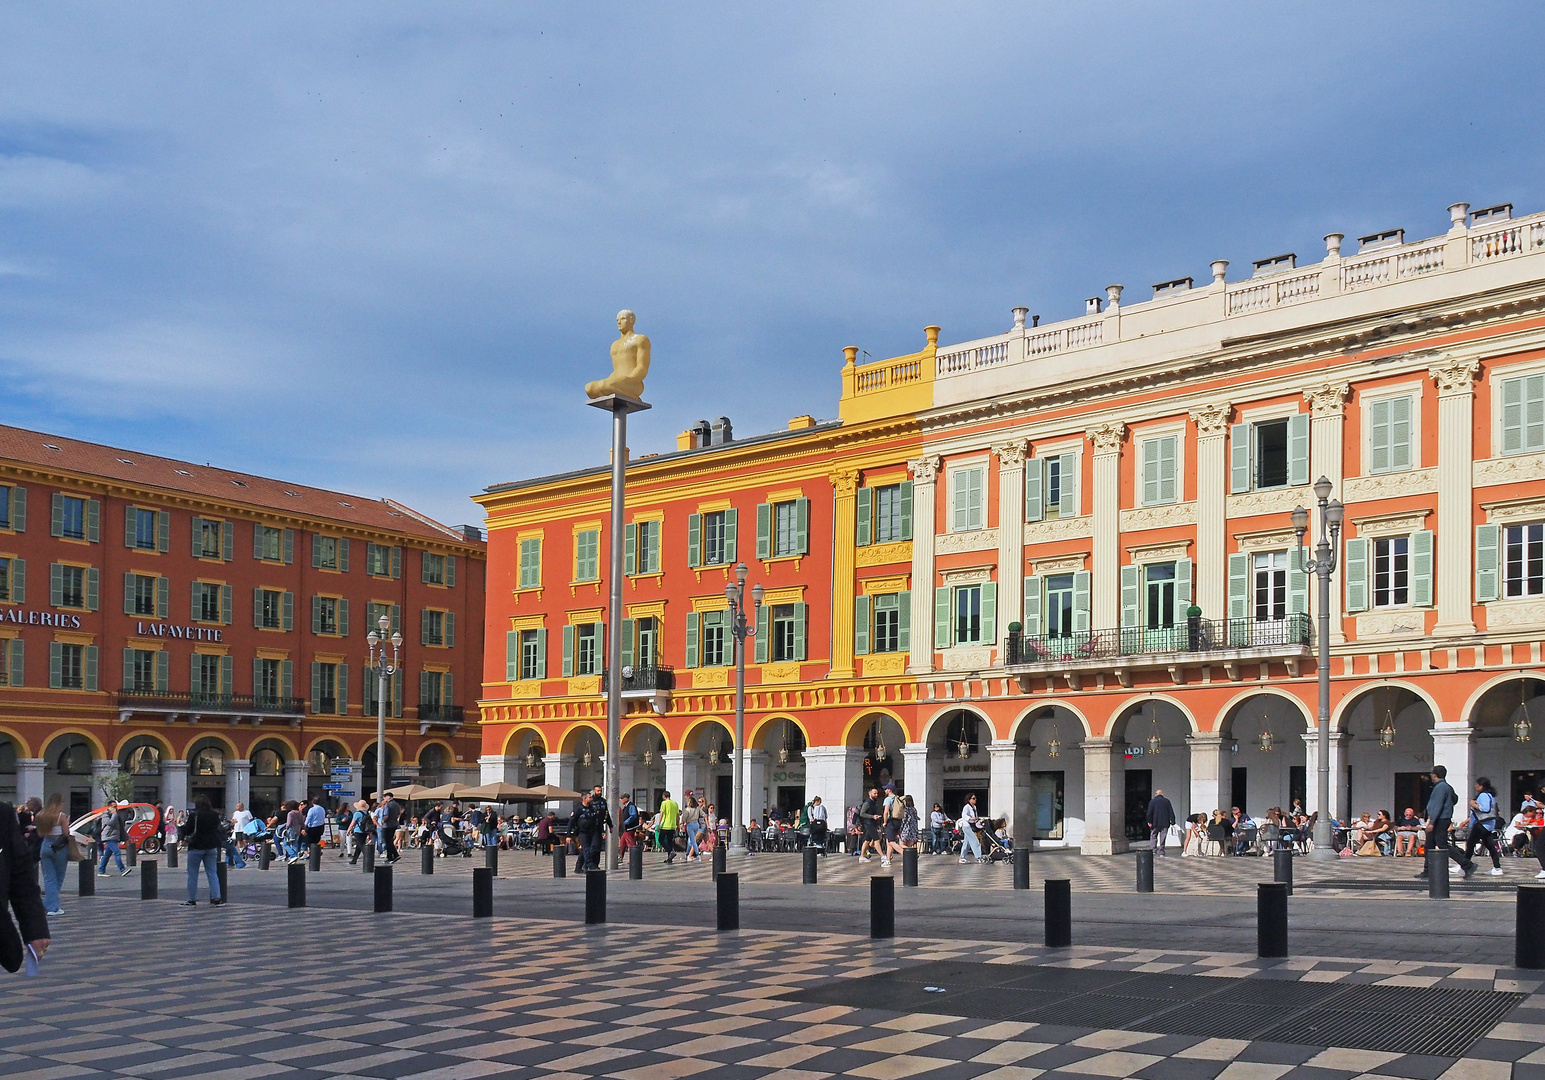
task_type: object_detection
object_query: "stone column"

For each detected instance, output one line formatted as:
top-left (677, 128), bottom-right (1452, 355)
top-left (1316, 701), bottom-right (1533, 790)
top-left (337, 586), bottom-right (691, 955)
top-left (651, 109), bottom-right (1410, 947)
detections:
top-left (347, 759), bottom-right (364, 802)
top-left (907, 456), bottom-right (941, 674)
top-left (1430, 724), bottom-right (1473, 815)
top-left (1080, 738), bottom-right (1128, 855)
top-left (803, 746), bottom-right (865, 815)
top-left (548, 753), bottom-right (578, 807)
top-left (899, 743), bottom-right (931, 816)
top-left (986, 740), bottom-right (1024, 838)
top-left (1304, 382), bottom-right (1349, 643)
top-left (160, 758), bottom-right (189, 811)
top-left (612, 753), bottom-right (639, 806)
top-left (479, 754), bottom-right (513, 784)
top-left (1302, 731), bottom-right (1350, 822)
top-left (742, 749), bottom-right (770, 825)
top-left (1430, 358), bottom-right (1482, 635)
top-left (91, 759), bottom-right (118, 805)
top-left (1189, 404), bottom-right (1231, 621)
top-left (15, 758), bottom-right (44, 805)
top-left (1088, 425), bottom-right (1125, 630)
top-left (1186, 733), bottom-right (1231, 822)
top-left (829, 469), bottom-right (860, 679)
top-left (225, 759), bottom-right (252, 811)
top-left (663, 749), bottom-right (708, 806)
top-left (993, 442), bottom-right (1028, 641)
top-left (282, 760), bottom-right (308, 803)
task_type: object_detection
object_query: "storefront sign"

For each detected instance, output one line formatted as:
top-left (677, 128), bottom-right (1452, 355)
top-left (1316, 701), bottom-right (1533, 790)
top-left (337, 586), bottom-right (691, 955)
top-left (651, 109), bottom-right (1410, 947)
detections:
top-left (0, 608), bottom-right (83, 628)
top-left (134, 620), bottom-right (224, 642)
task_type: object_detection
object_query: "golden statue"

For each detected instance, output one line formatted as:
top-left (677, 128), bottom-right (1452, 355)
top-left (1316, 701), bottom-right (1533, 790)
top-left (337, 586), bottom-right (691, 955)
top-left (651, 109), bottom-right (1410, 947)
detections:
top-left (585, 309), bottom-right (651, 400)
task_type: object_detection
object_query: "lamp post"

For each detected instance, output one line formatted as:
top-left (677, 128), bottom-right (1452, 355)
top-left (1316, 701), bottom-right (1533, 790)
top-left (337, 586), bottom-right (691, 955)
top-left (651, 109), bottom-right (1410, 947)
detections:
top-left (725, 562), bottom-right (763, 852)
top-left (366, 615), bottom-right (403, 801)
top-left (1292, 476), bottom-right (1344, 861)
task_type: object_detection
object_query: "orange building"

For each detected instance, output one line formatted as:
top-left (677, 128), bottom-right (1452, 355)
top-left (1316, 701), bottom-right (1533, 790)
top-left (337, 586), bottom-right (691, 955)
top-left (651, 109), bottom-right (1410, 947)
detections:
top-left (479, 201), bottom-right (1545, 852)
top-left (0, 426), bottom-right (486, 820)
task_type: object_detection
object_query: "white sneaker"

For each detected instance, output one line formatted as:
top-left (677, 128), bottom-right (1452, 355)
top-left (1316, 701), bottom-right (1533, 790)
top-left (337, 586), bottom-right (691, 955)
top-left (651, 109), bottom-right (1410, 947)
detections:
top-left (858, 856), bottom-right (871, 863)
top-left (880, 859), bottom-right (891, 867)
top-left (959, 857), bottom-right (968, 863)
top-left (46, 908), bottom-right (64, 917)
top-left (1488, 868), bottom-right (1505, 876)
top-left (1536, 870), bottom-right (1545, 879)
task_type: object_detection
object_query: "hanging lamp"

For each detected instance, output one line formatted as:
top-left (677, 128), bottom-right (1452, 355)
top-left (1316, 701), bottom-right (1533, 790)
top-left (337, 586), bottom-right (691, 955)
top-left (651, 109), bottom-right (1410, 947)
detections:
top-left (1517, 682), bottom-right (1533, 743)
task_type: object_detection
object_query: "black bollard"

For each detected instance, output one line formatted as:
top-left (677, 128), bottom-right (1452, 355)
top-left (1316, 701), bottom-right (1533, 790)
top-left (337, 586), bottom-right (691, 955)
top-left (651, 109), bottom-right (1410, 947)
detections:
top-left (78, 858), bottom-right (95, 897)
top-left (629, 842), bottom-right (643, 880)
top-left (553, 846), bottom-right (567, 878)
top-left (484, 845), bottom-right (499, 876)
top-left (1427, 848), bottom-right (1450, 899)
top-left (871, 875), bottom-right (895, 939)
top-left (1257, 882), bottom-right (1289, 958)
top-left (287, 861), bottom-right (306, 908)
top-left (802, 846), bottom-right (819, 884)
top-left (473, 866), bottom-right (494, 919)
top-left (308, 845), bottom-right (322, 873)
top-left (716, 871), bottom-right (739, 931)
top-left (712, 844), bottom-right (726, 880)
top-left (585, 869), bottom-right (606, 925)
top-left (1518, 887), bottom-right (1545, 969)
top-left (258, 843), bottom-right (271, 870)
top-left (1136, 848), bottom-right (1154, 893)
top-left (125, 842), bottom-right (138, 868)
top-left (217, 860), bottom-right (228, 902)
top-left (361, 844), bottom-right (375, 873)
top-left (902, 847), bottom-right (918, 887)
top-left (140, 860), bottom-right (157, 900)
top-left (1045, 878), bottom-right (1072, 947)
top-left (1013, 848), bottom-right (1030, 890)
top-left (1273, 848), bottom-right (1293, 895)
top-left (421, 845), bottom-right (435, 876)
top-left (374, 864), bottom-right (393, 913)
top-left (166, 844), bottom-right (178, 869)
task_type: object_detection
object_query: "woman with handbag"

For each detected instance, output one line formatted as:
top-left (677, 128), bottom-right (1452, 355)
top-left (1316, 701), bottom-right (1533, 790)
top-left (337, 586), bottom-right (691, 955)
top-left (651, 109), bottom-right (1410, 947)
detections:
top-left (35, 793), bottom-right (72, 918)
top-left (1452, 778), bottom-right (1505, 878)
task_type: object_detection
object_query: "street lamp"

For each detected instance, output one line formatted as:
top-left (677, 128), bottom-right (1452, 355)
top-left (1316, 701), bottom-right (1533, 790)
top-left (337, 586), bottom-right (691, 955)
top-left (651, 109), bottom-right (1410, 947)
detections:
top-left (366, 614), bottom-right (403, 802)
top-left (725, 562), bottom-right (763, 852)
top-left (1292, 475), bottom-right (1344, 861)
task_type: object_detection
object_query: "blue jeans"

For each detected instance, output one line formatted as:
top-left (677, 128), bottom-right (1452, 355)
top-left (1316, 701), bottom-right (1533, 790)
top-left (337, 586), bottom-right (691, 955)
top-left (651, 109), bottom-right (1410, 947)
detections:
top-left (40, 840), bottom-right (68, 911)
top-left (187, 847), bottom-right (221, 901)
top-left (97, 840), bottom-right (124, 873)
top-left (930, 827), bottom-right (949, 854)
top-left (960, 825), bottom-right (982, 860)
top-left (223, 839), bottom-right (246, 868)
top-left (685, 822), bottom-right (702, 856)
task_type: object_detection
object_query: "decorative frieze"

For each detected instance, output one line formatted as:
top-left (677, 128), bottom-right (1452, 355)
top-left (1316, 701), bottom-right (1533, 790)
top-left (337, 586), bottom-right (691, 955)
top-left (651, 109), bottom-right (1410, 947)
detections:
top-left (692, 668), bottom-right (730, 689)
top-left (1032, 554), bottom-right (1088, 574)
top-left (1189, 402), bottom-right (1233, 435)
top-left (1475, 452), bottom-right (1545, 487)
top-left (1232, 528), bottom-right (1301, 553)
top-left (1087, 422), bottom-right (1125, 455)
top-left (938, 565), bottom-right (995, 585)
top-left (1342, 468), bottom-right (1436, 502)
top-left (1225, 485), bottom-right (1313, 518)
top-left (856, 541), bottom-right (912, 567)
top-left (1023, 517), bottom-right (1095, 543)
top-left (1485, 599), bottom-right (1545, 629)
top-left (1126, 540), bottom-right (1192, 564)
top-left (1303, 381), bottom-right (1350, 417)
top-left (760, 662), bottom-right (802, 684)
top-left (935, 528), bottom-right (1000, 555)
top-left (1351, 509), bottom-right (1430, 537)
top-left (1355, 611), bottom-right (1427, 638)
top-left (1119, 501), bottom-right (1198, 531)
top-left (940, 647), bottom-right (994, 672)
top-left (860, 654), bottom-right (908, 678)
top-left (1484, 497), bottom-right (1545, 523)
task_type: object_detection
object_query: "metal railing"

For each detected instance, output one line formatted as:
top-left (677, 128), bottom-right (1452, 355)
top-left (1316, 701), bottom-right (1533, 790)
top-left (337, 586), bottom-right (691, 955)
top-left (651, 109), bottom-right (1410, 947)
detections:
top-left (116, 689), bottom-right (308, 716)
top-left (602, 665), bottom-right (676, 693)
top-left (416, 704), bottom-right (465, 724)
top-left (1005, 614), bottom-right (1310, 666)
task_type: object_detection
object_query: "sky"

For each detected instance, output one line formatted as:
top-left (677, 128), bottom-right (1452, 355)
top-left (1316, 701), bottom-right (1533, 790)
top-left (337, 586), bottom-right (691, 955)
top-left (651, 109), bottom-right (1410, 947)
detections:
top-left (2, 4), bottom-right (1544, 527)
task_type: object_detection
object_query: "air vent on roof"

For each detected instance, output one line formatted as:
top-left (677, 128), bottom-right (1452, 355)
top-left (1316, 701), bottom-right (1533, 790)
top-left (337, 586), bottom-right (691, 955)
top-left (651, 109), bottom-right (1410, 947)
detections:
top-left (231, 480), bottom-right (247, 487)
top-left (387, 510), bottom-right (402, 517)
top-left (338, 501), bottom-right (352, 508)
top-left (175, 469), bottom-right (193, 476)
top-left (117, 458), bottom-right (134, 465)
top-left (43, 443), bottom-right (60, 451)
top-left (284, 491), bottom-right (301, 497)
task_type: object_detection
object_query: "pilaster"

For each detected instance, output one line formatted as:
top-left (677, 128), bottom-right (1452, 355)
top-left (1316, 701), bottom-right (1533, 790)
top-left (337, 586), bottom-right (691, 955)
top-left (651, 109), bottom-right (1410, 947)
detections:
top-left (1080, 738), bottom-right (1128, 855)
top-left (1088, 425), bottom-right (1125, 630)
top-left (993, 442), bottom-right (1028, 640)
top-left (91, 759), bottom-right (117, 804)
top-left (803, 746), bottom-right (866, 813)
top-left (1190, 404), bottom-right (1231, 621)
top-left (1430, 357), bottom-right (1482, 635)
top-left (828, 469), bottom-right (861, 678)
top-left (225, 759), bottom-right (252, 811)
top-left (479, 754), bottom-right (514, 784)
top-left (1430, 724), bottom-right (1474, 813)
top-left (548, 753), bottom-right (578, 808)
top-left (907, 456), bottom-right (941, 674)
top-left (742, 749), bottom-right (770, 825)
top-left (1304, 382), bottom-right (1349, 643)
top-left (1186, 733), bottom-right (1231, 821)
top-left (159, 759), bottom-right (189, 811)
top-left (899, 743), bottom-right (931, 818)
top-left (1301, 731), bottom-right (1349, 821)
top-left (282, 760), bottom-right (308, 802)
top-left (986, 740), bottom-right (1024, 838)
top-left (15, 758), bottom-right (44, 805)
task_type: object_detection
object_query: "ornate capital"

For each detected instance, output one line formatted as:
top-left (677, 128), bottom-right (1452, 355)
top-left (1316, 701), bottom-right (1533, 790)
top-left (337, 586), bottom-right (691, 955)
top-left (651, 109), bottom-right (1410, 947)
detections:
top-left (1087, 422), bottom-right (1125, 455)
top-left (1303, 381), bottom-right (1350, 417)
top-left (1429, 355), bottom-right (1482, 395)
top-left (907, 455), bottom-right (942, 485)
top-left (1188, 401), bottom-right (1233, 436)
top-left (991, 440), bottom-right (1028, 469)
top-left (829, 469), bottom-right (860, 498)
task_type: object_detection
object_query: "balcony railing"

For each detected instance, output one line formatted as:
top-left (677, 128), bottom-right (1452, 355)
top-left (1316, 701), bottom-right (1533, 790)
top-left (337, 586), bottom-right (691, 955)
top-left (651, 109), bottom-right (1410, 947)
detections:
top-left (417, 704), bottom-right (465, 724)
top-left (1005, 614), bottom-right (1310, 667)
top-left (602, 665), bottom-right (676, 693)
top-left (116, 689), bottom-right (307, 717)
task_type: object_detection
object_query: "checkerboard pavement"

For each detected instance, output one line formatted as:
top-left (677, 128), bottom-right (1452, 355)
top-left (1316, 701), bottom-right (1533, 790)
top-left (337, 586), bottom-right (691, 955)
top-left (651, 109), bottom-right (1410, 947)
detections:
top-left (7, 894), bottom-right (1545, 1080)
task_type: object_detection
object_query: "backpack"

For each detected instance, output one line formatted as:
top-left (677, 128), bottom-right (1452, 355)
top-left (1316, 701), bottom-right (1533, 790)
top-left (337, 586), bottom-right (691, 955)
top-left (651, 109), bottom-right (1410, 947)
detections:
top-left (889, 798), bottom-right (905, 821)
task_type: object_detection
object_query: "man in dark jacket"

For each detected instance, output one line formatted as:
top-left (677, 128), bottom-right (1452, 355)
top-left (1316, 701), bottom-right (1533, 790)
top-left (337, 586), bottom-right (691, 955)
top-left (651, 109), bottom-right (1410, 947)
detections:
top-left (1, 800), bottom-right (50, 974)
top-left (1417, 764), bottom-right (1459, 878)
top-left (1146, 789), bottom-right (1177, 857)
top-left (585, 785), bottom-right (610, 870)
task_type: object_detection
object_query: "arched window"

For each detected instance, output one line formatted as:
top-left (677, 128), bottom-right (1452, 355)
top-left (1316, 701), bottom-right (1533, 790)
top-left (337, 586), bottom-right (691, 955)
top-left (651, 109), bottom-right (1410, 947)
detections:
top-left (55, 740), bottom-right (92, 776)
top-left (0, 738), bottom-right (16, 775)
top-left (126, 745), bottom-right (162, 775)
top-left (191, 747), bottom-right (225, 777)
top-left (308, 741), bottom-right (348, 775)
top-left (419, 744), bottom-right (446, 773)
top-left (252, 748), bottom-right (284, 776)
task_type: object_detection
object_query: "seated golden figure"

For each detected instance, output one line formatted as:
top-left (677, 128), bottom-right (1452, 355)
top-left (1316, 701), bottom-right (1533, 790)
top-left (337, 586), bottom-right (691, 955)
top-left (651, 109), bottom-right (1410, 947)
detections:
top-left (585, 309), bottom-right (651, 400)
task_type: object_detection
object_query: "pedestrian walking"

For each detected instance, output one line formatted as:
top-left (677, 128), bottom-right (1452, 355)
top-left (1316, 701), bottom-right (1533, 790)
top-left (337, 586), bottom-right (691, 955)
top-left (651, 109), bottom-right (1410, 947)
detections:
top-left (180, 795), bottom-right (225, 907)
top-left (807, 796), bottom-right (829, 852)
top-left (1452, 777), bottom-right (1505, 878)
top-left (586, 785), bottom-right (610, 869)
top-left (34, 793), bottom-right (71, 918)
top-left (380, 793), bottom-right (402, 863)
top-left (302, 797), bottom-right (327, 857)
top-left (958, 793), bottom-right (984, 863)
top-left (97, 800), bottom-right (131, 876)
top-left (681, 795), bottom-right (705, 861)
top-left (1146, 789), bottom-right (1176, 857)
top-left (1, 799), bottom-right (49, 976)
top-left (1417, 765), bottom-right (1458, 877)
top-left (857, 788), bottom-right (884, 862)
top-left (657, 790), bottom-right (680, 863)
top-left (347, 800), bottom-right (373, 864)
top-left (617, 794), bottom-right (641, 855)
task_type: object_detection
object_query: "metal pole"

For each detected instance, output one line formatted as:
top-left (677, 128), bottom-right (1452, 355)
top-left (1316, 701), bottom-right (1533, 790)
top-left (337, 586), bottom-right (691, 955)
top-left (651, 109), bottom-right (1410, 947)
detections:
top-left (605, 403), bottom-right (626, 871)
top-left (1313, 531), bottom-right (1333, 859)
top-left (732, 595), bottom-right (746, 852)
top-left (377, 665), bottom-right (388, 801)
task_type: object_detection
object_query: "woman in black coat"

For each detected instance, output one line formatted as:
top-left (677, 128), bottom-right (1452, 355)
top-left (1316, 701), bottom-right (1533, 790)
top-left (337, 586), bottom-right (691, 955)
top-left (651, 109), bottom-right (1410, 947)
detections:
top-left (0, 800), bottom-right (49, 974)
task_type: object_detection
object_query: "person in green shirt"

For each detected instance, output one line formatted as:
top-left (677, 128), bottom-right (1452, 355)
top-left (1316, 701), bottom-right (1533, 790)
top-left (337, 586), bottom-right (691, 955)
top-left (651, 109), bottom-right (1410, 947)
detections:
top-left (658, 792), bottom-right (680, 864)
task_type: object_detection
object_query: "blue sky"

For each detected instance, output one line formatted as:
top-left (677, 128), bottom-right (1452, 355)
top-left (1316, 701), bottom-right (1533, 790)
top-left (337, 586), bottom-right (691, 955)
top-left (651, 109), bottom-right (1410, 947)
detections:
top-left (2, 5), bottom-right (1543, 526)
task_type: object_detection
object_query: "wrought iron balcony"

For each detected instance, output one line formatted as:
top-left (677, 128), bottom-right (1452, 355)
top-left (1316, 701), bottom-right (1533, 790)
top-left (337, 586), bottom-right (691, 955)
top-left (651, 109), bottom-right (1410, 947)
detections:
top-left (601, 665), bottom-right (674, 714)
top-left (116, 689), bottom-right (307, 721)
top-left (1004, 614), bottom-right (1311, 688)
top-left (416, 703), bottom-right (465, 735)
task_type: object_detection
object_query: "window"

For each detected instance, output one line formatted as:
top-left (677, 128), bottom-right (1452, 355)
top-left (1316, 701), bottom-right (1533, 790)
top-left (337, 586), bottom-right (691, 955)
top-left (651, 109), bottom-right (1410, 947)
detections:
top-left (0, 486), bottom-right (21, 533)
top-left (194, 581), bottom-right (230, 624)
top-left (1345, 532), bottom-right (1431, 613)
top-left (420, 670), bottom-right (451, 709)
top-left (636, 616), bottom-right (658, 667)
top-left (421, 608), bottom-right (455, 648)
top-left (366, 542), bottom-right (399, 578)
top-left (520, 630), bottom-right (543, 680)
top-left (871, 592), bottom-right (907, 653)
top-left (1373, 536), bottom-right (1410, 608)
top-left (933, 583), bottom-right (996, 648)
top-left (769, 604), bottom-right (797, 661)
top-left (1023, 572), bottom-right (1089, 640)
top-left (518, 538), bottom-right (541, 588)
top-left (701, 611), bottom-right (729, 666)
top-left (1501, 372), bottom-right (1545, 456)
top-left (949, 467), bottom-right (985, 532)
top-left (255, 658), bottom-right (280, 703)
top-left (955, 585), bottom-right (982, 644)
top-left (624, 521), bottom-right (661, 575)
top-left (129, 573), bottom-right (158, 617)
top-left (195, 654), bottom-right (226, 698)
top-left (364, 601), bottom-right (400, 637)
top-left (196, 517), bottom-right (223, 559)
top-left (1027, 454), bottom-right (1078, 522)
top-left (257, 589), bottom-right (288, 630)
top-left (61, 496), bottom-right (85, 540)
top-left (1120, 559), bottom-right (1192, 635)
top-left (574, 529), bottom-right (600, 581)
top-left (311, 661), bottom-right (346, 714)
top-left (256, 525), bottom-right (284, 562)
top-left (1045, 574), bottom-right (1076, 637)
top-left (0, 640), bottom-right (13, 687)
top-left (131, 508), bottom-right (157, 550)
top-left (127, 649), bottom-right (158, 693)
top-left (1145, 563), bottom-right (1177, 629)
top-left (1504, 523), bottom-right (1545, 598)
top-left (314, 596), bottom-right (342, 635)
top-left (0, 485), bottom-right (8, 530)
top-left (694, 510), bottom-right (736, 566)
top-left (1368, 396), bottom-right (1414, 473)
top-left (56, 565), bottom-right (85, 609)
top-left (1230, 415), bottom-right (1309, 492)
top-left (563, 622), bottom-right (600, 676)
top-left (1253, 551), bottom-right (1288, 621)
top-left (758, 499), bottom-right (810, 558)
top-left (312, 535), bottom-right (348, 571)
top-left (875, 484), bottom-right (907, 543)
top-left (1140, 437), bottom-right (1179, 506)
top-left (364, 665), bottom-right (403, 716)
top-left (55, 643), bottom-right (85, 689)
top-left (422, 551), bottom-right (456, 586)
top-left (0, 556), bottom-right (17, 603)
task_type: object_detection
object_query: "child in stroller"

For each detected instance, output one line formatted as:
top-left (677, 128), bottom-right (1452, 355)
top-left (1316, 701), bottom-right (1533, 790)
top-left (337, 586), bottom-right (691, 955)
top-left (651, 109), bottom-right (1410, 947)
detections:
top-left (435, 819), bottom-right (472, 857)
top-left (975, 818), bottom-right (1013, 863)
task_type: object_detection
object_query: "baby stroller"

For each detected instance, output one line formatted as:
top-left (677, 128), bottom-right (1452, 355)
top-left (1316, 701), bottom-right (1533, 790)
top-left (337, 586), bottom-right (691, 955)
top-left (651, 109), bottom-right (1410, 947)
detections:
top-left (273, 823), bottom-right (301, 861)
top-left (239, 818), bottom-right (272, 863)
top-left (436, 820), bottom-right (472, 857)
top-left (975, 821), bottom-right (1013, 863)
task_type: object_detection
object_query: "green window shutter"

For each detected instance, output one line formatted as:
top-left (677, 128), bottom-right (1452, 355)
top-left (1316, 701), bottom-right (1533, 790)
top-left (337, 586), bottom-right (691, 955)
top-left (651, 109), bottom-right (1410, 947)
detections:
top-left (1059, 453), bottom-right (1078, 517)
top-left (1229, 424), bottom-right (1251, 493)
top-left (1120, 565), bottom-right (1141, 626)
top-left (219, 584), bottom-right (231, 625)
top-left (282, 528), bottom-right (293, 563)
top-left (191, 515), bottom-right (203, 552)
top-left (445, 611), bottom-right (454, 648)
top-left (124, 572), bottom-right (135, 615)
top-left (620, 617), bottom-right (636, 668)
top-left (1388, 395), bottom-right (1412, 470)
top-left (421, 551), bottom-right (432, 583)
top-left (280, 659), bottom-right (291, 700)
top-left (1345, 537), bottom-right (1370, 612)
top-left (253, 523), bottom-right (263, 559)
top-left (1503, 375), bottom-right (1524, 453)
top-left (393, 668), bottom-right (404, 715)
top-left (793, 602), bottom-right (808, 660)
top-left (646, 522), bottom-right (661, 572)
top-left (1369, 398), bottom-right (1392, 473)
top-left (856, 488), bottom-right (872, 546)
top-left (624, 523), bottom-right (638, 574)
top-left (1411, 529), bottom-right (1435, 607)
top-left (1072, 571), bottom-right (1090, 633)
top-left (339, 538), bottom-right (350, 572)
top-left (506, 631), bottom-right (519, 681)
top-left (897, 590), bottom-right (911, 650)
top-left (49, 563), bottom-right (62, 607)
top-left (1477, 524), bottom-right (1501, 603)
top-left (1142, 440), bottom-right (1161, 505)
top-left (84, 567), bottom-right (98, 611)
top-left (420, 608), bottom-right (430, 645)
top-left (252, 657), bottom-right (262, 697)
top-left (220, 654), bottom-right (232, 696)
top-left (158, 511), bottom-right (169, 553)
top-left (8, 558), bottom-right (20, 604)
top-left (1173, 558), bottom-right (1192, 624)
top-left (1025, 461), bottom-right (1043, 522)
top-left (685, 612), bottom-right (700, 668)
top-left (723, 508), bottom-right (738, 562)
top-left (311, 533), bottom-right (321, 568)
top-left (444, 553), bottom-right (453, 586)
top-left (390, 603), bottom-right (401, 634)
top-left (339, 598), bottom-right (349, 636)
top-left (1287, 413), bottom-right (1310, 487)
top-left (1023, 575), bottom-right (1042, 636)
top-left (795, 498), bottom-right (810, 555)
top-left (126, 507), bottom-right (137, 548)
top-left (49, 641), bottom-right (61, 689)
top-left (8, 638), bottom-right (21, 686)
top-left (11, 486), bottom-right (23, 533)
top-left (50, 493), bottom-right (63, 538)
top-left (687, 513), bottom-right (702, 568)
top-left (562, 625), bottom-right (575, 677)
top-left (1158, 436), bottom-right (1178, 503)
top-left (190, 582), bottom-right (199, 621)
top-left (419, 670), bottom-right (431, 708)
top-left (222, 520), bottom-right (234, 561)
top-left (336, 665), bottom-right (348, 714)
top-left (84, 646), bottom-right (98, 691)
top-left (282, 591), bottom-right (293, 631)
top-left (1527, 375), bottom-right (1545, 453)
top-left (898, 480), bottom-right (913, 541)
top-left (157, 576), bottom-right (168, 618)
top-left (312, 594), bottom-right (322, 634)
top-left (443, 672), bottom-right (452, 707)
top-left (756, 502), bottom-right (772, 559)
top-left (534, 629), bottom-right (547, 678)
top-left (1289, 547), bottom-right (1310, 615)
top-left (934, 587), bottom-right (952, 648)
top-left (854, 595), bottom-right (871, 655)
top-left (754, 604), bottom-right (769, 663)
top-left (155, 649), bottom-right (168, 692)
top-left (126, 648), bottom-right (137, 688)
top-left (86, 499), bottom-right (99, 542)
top-left (1228, 553), bottom-right (1250, 620)
top-left (980, 583), bottom-right (997, 644)
top-left (253, 588), bottom-right (263, 628)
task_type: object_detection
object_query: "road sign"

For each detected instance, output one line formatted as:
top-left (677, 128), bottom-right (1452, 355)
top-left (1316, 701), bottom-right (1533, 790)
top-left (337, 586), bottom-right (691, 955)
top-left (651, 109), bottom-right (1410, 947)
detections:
top-left (323, 783), bottom-right (344, 792)
top-left (330, 766), bottom-right (353, 777)
top-left (331, 791), bottom-right (357, 799)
